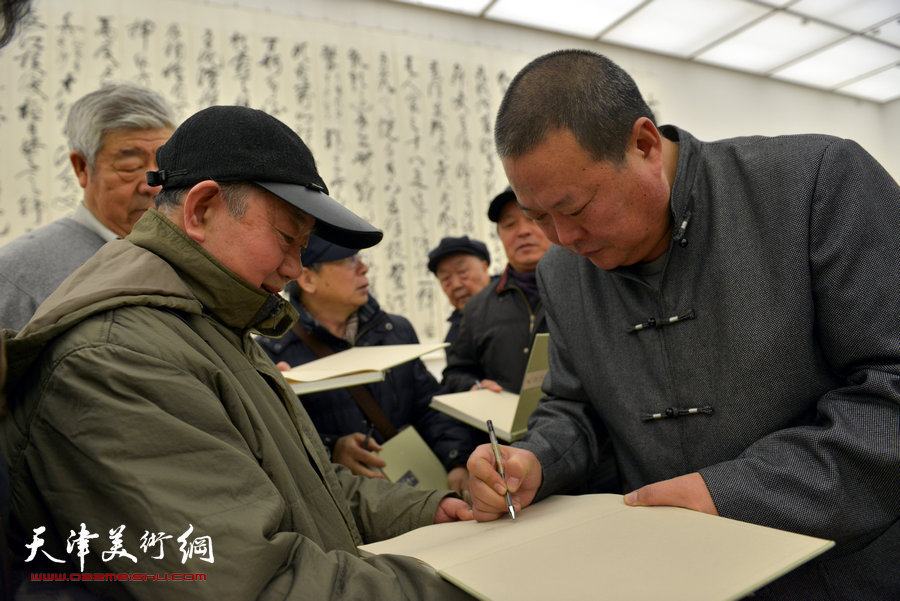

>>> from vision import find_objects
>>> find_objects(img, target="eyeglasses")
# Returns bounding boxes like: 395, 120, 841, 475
306, 253, 365, 271
332, 254, 364, 269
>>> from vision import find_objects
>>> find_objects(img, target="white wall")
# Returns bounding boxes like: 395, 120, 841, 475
1, 0, 895, 343
231, 0, 897, 176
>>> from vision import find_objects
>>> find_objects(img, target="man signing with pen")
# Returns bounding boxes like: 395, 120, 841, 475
467, 49, 899, 601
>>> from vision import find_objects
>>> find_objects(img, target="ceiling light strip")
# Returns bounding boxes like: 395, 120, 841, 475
593, 0, 655, 40
829, 61, 900, 91
686, 7, 778, 60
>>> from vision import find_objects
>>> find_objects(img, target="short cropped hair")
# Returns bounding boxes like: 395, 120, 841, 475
154, 182, 252, 219
64, 82, 177, 167
494, 49, 656, 165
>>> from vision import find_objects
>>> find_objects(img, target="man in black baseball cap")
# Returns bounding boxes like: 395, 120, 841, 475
148, 104, 382, 250
486, 186, 516, 223
1, 105, 475, 600
427, 236, 493, 348
442, 185, 551, 395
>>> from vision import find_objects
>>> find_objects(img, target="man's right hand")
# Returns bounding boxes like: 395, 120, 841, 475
470, 379, 502, 392
332, 432, 386, 478
466, 443, 542, 521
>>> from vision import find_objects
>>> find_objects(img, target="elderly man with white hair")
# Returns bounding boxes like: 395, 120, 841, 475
0, 82, 176, 330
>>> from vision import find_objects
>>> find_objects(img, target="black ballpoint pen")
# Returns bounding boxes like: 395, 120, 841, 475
363, 423, 375, 450
486, 419, 516, 520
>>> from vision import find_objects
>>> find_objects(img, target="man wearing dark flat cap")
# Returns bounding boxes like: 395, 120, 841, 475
427, 235, 494, 349
0, 106, 475, 601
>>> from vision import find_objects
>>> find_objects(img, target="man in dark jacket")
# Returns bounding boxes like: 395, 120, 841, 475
442, 187, 551, 393
468, 49, 899, 600
260, 235, 475, 496
426, 235, 493, 350
1, 105, 475, 601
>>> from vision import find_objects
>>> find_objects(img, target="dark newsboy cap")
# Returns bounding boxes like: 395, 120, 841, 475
427, 236, 490, 274
146, 105, 382, 249
487, 186, 516, 223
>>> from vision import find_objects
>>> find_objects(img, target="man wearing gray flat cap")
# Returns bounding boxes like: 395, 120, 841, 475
1, 106, 476, 601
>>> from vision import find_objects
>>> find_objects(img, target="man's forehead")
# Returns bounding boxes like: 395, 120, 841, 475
284, 203, 313, 224
517, 190, 579, 215
437, 253, 480, 272
497, 199, 525, 219
267, 193, 314, 225
98, 128, 171, 160
101, 126, 172, 145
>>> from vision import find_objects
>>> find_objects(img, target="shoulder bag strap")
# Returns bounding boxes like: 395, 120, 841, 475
291, 322, 398, 440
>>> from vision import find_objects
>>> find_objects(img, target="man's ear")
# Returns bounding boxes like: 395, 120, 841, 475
70, 152, 90, 189
631, 117, 662, 161
296, 267, 317, 295
181, 180, 224, 244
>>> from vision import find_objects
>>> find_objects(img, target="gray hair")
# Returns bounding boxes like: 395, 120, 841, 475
64, 82, 177, 167
495, 49, 656, 165
154, 182, 252, 219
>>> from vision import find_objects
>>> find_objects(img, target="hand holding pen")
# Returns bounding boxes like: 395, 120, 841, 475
466, 435, 543, 522
487, 420, 516, 520
471, 378, 503, 392
331, 427, 384, 479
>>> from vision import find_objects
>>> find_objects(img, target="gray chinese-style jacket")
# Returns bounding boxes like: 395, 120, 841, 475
1, 210, 474, 601
520, 126, 899, 600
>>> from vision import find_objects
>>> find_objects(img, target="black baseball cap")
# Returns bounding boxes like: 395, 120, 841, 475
146, 105, 382, 249
487, 186, 516, 223
301, 234, 358, 266
427, 236, 490, 274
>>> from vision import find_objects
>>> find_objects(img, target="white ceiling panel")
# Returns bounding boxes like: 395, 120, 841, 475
392, 0, 491, 14
836, 65, 900, 102
789, 0, 899, 31
387, 0, 900, 103
868, 15, 900, 46
695, 11, 846, 73
600, 0, 769, 57
773, 35, 900, 89
486, 0, 645, 38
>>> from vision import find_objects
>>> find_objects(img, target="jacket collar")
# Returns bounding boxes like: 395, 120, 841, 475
128, 210, 297, 337
291, 293, 383, 346
660, 125, 698, 241
496, 265, 536, 294
604, 125, 698, 283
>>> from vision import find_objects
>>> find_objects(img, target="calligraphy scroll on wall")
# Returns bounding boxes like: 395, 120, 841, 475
0, 0, 539, 340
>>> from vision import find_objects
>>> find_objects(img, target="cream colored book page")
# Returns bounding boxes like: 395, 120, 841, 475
358, 494, 626, 567
431, 389, 520, 434
441, 503, 833, 601
360, 494, 834, 601
283, 343, 448, 382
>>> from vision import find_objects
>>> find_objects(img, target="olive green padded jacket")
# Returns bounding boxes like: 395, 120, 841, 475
1, 210, 473, 601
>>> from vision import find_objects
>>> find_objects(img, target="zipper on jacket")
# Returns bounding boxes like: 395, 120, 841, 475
506, 286, 540, 334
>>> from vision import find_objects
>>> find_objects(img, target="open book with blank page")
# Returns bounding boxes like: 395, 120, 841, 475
358, 493, 833, 601
430, 333, 549, 441
282, 342, 448, 395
